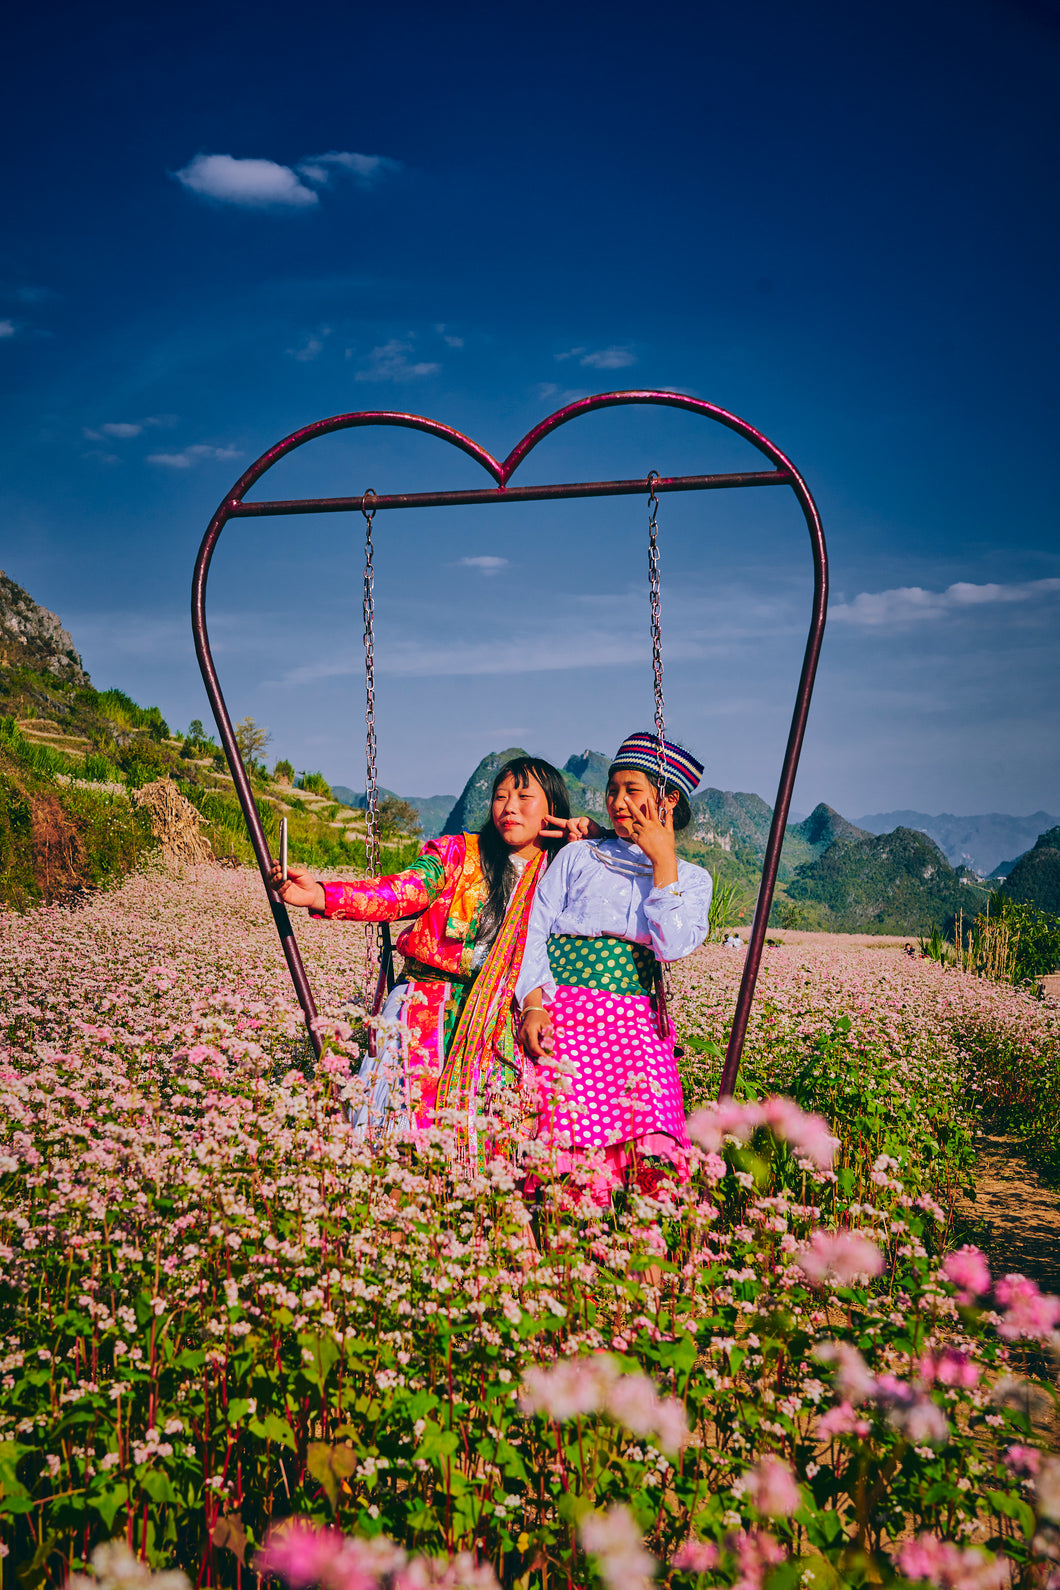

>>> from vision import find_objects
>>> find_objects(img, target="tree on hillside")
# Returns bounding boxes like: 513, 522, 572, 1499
377, 796, 422, 839
235, 716, 271, 769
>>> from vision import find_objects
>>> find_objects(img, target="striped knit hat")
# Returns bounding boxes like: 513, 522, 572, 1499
609, 732, 704, 798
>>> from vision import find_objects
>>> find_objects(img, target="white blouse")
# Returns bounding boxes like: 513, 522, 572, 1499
515, 837, 714, 1003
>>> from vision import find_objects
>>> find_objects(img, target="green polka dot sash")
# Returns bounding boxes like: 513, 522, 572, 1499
546, 934, 657, 996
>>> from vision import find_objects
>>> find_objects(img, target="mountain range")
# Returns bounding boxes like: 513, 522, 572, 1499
854, 808, 1060, 878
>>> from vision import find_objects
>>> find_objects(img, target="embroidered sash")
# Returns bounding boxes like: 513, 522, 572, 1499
434, 848, 545, 1166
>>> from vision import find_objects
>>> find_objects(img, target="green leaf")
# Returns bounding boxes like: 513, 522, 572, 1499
90, 1482, 131, 1532
15, 1530, 59, 1590
139, 1468, 177, 1505
299, 1331, 341, 1390
248, 1413, 296, 1450
307, 1442, 358, 1511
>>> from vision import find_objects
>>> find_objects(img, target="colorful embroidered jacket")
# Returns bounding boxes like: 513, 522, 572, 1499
319, 833, 488, 980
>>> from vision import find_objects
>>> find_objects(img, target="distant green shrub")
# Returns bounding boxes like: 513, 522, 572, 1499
96, 687, 169, 740
273, 757, 294, 784
297, 770, 331, 797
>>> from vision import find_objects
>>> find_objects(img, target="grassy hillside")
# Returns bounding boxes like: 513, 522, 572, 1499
786, 825, 991, 933
0, 653, 417, 909
1001, 827, 1060, 914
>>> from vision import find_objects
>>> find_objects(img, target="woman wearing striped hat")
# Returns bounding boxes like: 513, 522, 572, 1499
516, 732, 713, 1199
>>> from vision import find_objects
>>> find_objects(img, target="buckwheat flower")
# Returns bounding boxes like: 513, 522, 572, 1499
255, 1521, 357, 1589
895, 1534, 1011, 1589
580, 1504, 656, 1590
67, 1540, 190, 1590
796, 1231, 883, 1287
941, 1245, 991, 1304
686, 1100, 764, 1152
744, 1454, 800, 1516
1039, 1456, 1060, 1522
994, 1275, 1060, 1341
761, 1096, 839, 1169
813, 1342, 877, 1404
1003, 1445, 1041, 1476
671, 1539, 719, 1572
520, 1356, 612, 1420
817, 1402, 871, 1439
728, 1527, 786, 1590
920, 1347, 979, 1388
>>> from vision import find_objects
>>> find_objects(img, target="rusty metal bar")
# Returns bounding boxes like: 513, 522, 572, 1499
191, 390, 828, 1082
228, 469, 792, 518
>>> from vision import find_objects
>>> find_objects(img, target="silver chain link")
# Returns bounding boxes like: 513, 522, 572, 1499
647, 470, 678, 1033
362, 490, 379, 998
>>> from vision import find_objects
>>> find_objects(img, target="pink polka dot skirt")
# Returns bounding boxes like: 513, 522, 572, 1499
534, 984, 691, 1160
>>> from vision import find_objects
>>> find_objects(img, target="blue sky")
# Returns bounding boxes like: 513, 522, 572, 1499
2, 0, 1058, 817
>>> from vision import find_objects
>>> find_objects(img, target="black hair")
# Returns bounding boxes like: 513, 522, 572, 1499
606, 762, 693, 831
476, 756, 571, 941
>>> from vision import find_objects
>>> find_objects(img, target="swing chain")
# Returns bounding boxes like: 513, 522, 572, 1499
647, 471, 666, 805
362, 489, 379, 998
647, 469, 678, 1038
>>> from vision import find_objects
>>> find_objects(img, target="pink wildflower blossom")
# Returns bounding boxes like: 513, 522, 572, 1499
993, 1274, 1060, 1341
1003, 1445, 1041, 1477
728, 1528, 786, 1590
580, 1504, 656, 1590
1039, 1456, 1060, 1522
895, 1534, 1011, 1590
941, 1245, 992, 1304
814, 1341, 877, 1404
816, 1402, 871, 1439
761, 1096, 839, 1169
744, 1454, 800, 1516
521, 1355, 687, 1453
796, 1230, 884, 1287
686, 1099, 763, 1152
671, 1540, 720, 1573
919, 1347, 979, 1388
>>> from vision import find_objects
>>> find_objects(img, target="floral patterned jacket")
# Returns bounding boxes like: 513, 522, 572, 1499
318, 833, 488, 980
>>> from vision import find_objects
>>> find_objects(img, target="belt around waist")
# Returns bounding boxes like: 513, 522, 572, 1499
546, 934, 657, 996
400, 955, 475, 988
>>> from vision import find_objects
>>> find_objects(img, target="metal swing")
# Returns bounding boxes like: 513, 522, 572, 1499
191, 390, 828, 1098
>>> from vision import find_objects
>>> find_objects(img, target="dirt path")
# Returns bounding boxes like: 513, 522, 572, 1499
958, 1133, 1060, 1298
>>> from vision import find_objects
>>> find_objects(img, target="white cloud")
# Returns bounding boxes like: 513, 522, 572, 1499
580, 346, 637, 369
0, 320, 15, 339
287, 328, 330, 362
536, 382, 586, 405
353, 339, 440, 382
146, 443, 242, 469
832, 577, 1060, 627
555, 344, 637, 369
174, 153, 319, 208
297, 151, 401, 188
458, 556, 508, 576
83, 416, 176, 443
435, 322, 464, 348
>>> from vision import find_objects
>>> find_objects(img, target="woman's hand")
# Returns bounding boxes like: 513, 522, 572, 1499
267, 861, 326, 913
627, 801, 679, 887
539, 815, 605, 843
519, 1006, 555, 1059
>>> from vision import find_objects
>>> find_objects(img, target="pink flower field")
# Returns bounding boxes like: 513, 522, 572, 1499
2, 864, 1059, 1590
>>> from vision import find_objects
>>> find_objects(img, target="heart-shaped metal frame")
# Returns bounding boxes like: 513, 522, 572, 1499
192, 389, 828, 1095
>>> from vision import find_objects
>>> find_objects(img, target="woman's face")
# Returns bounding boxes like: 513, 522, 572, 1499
491, 773, 550, 854
606, 768, 676, 839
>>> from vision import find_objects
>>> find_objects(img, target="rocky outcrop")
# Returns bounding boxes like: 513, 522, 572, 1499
0, 571, 90, 685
